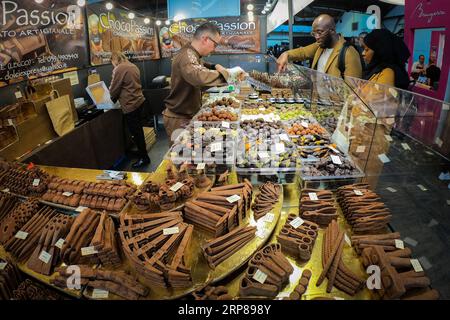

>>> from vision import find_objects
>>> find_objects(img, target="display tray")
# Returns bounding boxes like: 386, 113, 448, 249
224, 207, 374, 300
87, 174, 283, 300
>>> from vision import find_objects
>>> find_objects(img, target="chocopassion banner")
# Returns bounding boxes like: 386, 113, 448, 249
0, 0, 88, 87
160, 16, 261, 58
87, 4, 160, 66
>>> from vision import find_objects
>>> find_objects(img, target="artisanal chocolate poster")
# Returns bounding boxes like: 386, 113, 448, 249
160, 16, 261, 58
87, 3, 160, 65
0, 0, 88, 87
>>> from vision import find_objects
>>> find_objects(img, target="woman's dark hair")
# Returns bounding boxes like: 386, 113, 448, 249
363, 29, 411, 89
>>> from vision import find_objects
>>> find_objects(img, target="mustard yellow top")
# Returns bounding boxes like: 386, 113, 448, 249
287, 36, 363, 79
367, 67, 395, 87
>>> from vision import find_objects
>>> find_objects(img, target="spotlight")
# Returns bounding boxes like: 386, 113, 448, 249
105, 2, 113, 10
165, 20, 170, 25
128, 12, 135, 19
144, 18, 150, 24
156, 20, 162, 26
247, 4, 254, 11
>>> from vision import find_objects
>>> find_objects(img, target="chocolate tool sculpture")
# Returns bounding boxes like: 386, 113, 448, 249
252, 182, 281, 221
26, 213, 73, 275
4, 205, 59, 263
59, 208, 101, 265
201, 225, 256, 269
286, 269, 312, 300
119, 211, 194, 289
299, 188, 337, 228
316, 220, 365, 295
89, 211, 121, 268
0, 258, 22, 300
191, 285, 233, 300
337, 184, 391, 234
0, 199, 40, 244
0, 193, 19, 222
43, 177, 136, 213
184, 180, 253, 237
351, 232, 403, 255
52, 265, 148, 300
276, 214, 319, 261
361, 245, 439, 300
239, 244, 293, 298
0, 164, 50, 197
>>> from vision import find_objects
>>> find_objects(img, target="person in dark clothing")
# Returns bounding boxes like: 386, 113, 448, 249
426, 57, 441, 90
109, 52, 150, 168
361, 29, 411, 89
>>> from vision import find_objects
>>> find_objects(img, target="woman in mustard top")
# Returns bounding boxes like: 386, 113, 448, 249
361, 29, 410, 89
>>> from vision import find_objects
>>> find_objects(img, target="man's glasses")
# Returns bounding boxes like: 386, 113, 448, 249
310, 29, 331, 38
207, 36, 220, 48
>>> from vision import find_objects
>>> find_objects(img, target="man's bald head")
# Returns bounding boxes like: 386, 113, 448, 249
312, 14, 336, 30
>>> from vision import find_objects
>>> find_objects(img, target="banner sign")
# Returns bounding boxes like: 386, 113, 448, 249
87, 3, 160, 65
0, 0, 88, 87
160, 16, 261, 58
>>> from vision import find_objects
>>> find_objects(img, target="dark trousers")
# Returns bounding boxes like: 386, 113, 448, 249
124, 105, 149, 161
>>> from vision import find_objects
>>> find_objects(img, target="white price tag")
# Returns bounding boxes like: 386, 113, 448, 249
15, 91, 23, 99
330, 155, 342, 165
15, 231, 29, 240
32, 179, 40, 187
410, 259, 424, 273
290, 217, 304, 229
226, 195, 241, 203
378, 154, 391, 163
308, 193, 318, 201
435, 137, 443, 147
2, 188, 10, 193
92, 289, 109, 299
386, 187, 397, 193
401, 143, 411, 151
163, 227, 180, 235
425, 151, 434, 156
301, 121, 309, 128
39, 250, 52, 264
258, 151, 270, 159
81, 246, 98, 256
210, 142, 222, 152
329, 146, 340, 154
345, 234, 351, 246
259, 107, 266, 111
385, 135, 393, 142
395, 239, 405, 250
8, 119, 13, 126
256, 229, 266, 239
55, 238, 65, 249
265, 213, 275, 223
417, 184, 427, 191
279, 134, 289, 142
253, 269, 268, 284
0, 262, 7, 270
334, 297, 345, 300
170, 182, 184, 192
196, 163, 206, 170
354, 190, 363, 196
276, 292, 291, 299
356, 146, 366, 153
274, 143, 285, 154
76, 206, 88, 212
63, 192, 73, 197
221, 121, 230, 129
385, 118, 395, 125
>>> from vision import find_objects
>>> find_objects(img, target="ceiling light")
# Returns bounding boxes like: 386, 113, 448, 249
156, 20, 162, 26
262, 10, 266, 14
165, 20, 170, 25
105, 2, 113, 10
247, 4, 254, 11
248, 11, 254, 17
173, 14, 185, 22
128, 12, 135, 19
144, 18, 150, 24
77, 0, 85, 6
34, 0, 44, 3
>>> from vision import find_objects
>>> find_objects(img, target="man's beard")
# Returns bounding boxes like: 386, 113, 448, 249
320, 34, 334, 49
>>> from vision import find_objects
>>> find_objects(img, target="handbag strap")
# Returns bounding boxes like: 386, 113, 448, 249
50, 90, 60, 99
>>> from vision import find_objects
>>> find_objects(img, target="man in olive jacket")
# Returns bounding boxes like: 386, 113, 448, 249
277, 14, 362, 79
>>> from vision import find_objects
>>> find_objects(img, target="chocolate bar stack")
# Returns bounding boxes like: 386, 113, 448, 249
0, 258, 22, 300
252, 182, 281, 221
276, 214, 319, 261
0, 165, 50, 197
351, 232, 403, 255
119, 211, 194, 289
52, 265, 149, 300
90, 211, 121, 268
316, 220, 365, 296
299, 188, 337, 228
184, 180, 253, 237
239, 244, 293, 298
42, 177, 84, 207
60, 209, 102, 265
26, 213, 74, 275
361, 245, 439, 300
4, 206, 60, 263
337, 184, 391, 234
0, 199, 40, 245
0, 193, 18, 222
201, 225, 256, 269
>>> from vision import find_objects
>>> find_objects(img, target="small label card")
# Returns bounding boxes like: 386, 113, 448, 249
222, 121, 230, 129
55, 238, 65, 249
401, 143, 411, 151
345, 234, 351, 246
92, 289, 109, 299
15, 231, 29, 240
265, 213, 275, 223
256, 229, 267, 239
170, 182, 184, 192
308, 192, 319, 201
163, 227, 180, 236
395, 240, 405, 250
253, 269, 268, 284
274, 143, 285, 154
76, 206, 88, 213
417, 184, 428, 191
385, 135, 393, 142
196, 163, 206, 170
0, 262, 7, 270
290, 217, 304, 229
356, 146, 366, 153
301, 121, 309, 128
386, 187, 397, 193
2, 188, 10, 193
32, 179, 40, 187
258, 151, 270, 159
354, 190, 364, 196
210, 142, 222, 152
410, 259, 424, 273
331, 155, 342, 165
227, 195, 241, 203
279, 134, 289, 142
81, 246, 98, 256
39, 251, 52, 264
378, 154, 391, 164
63, 192, 74, 197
